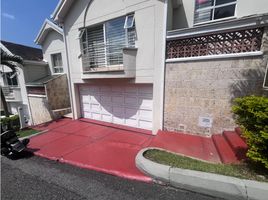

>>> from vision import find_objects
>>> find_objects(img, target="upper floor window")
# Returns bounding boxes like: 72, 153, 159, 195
51, 53, 63, 73
4, 72, 18, 87
80, 14, 136, 71
194, 0, 237, 24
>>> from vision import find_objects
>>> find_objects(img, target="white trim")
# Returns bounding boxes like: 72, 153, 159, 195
124, 14, 135, 29
35, 19, 63, 45
166, 51, 263, 63
167, 14, 268, 40
159, 0, 168, 133
23, 60, 47, 66
27, 94, 47, 98
0, 42, 13, 55
51, 0, 65, 19
195, 1, 236, 12
263, 63, 268, 89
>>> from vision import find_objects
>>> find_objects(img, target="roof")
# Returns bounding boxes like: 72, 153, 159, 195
26, 74, 61, 86
51, 0, 76, 22
35, 19, 63, 45
0, 40, 43, 61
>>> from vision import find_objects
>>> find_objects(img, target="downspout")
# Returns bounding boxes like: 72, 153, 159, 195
62, 22, 75, 120
160, 0, 168, 130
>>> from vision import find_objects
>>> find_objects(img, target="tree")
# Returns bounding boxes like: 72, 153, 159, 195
0, 49, 23, 117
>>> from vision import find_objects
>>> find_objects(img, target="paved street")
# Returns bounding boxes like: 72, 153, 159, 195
1, 153, 225, 200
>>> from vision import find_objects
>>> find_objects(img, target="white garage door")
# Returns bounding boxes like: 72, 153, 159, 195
79, 84, 153, 130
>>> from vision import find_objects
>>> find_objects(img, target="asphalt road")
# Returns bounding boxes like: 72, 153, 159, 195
1, 153, 225, 200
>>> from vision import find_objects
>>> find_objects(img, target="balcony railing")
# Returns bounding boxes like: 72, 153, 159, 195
82, 43, 130, 73
1, 86, 22, 101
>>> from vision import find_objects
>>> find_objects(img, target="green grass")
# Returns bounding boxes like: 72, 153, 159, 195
16, 128, 40, 138
144, 149, 268, 182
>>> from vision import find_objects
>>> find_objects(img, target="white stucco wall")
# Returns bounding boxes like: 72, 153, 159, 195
170, 0, 268, 30
62, 0, 166, 133
41, 31, 67, 74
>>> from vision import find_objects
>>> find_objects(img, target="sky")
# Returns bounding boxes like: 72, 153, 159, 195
1, 0, 59, 48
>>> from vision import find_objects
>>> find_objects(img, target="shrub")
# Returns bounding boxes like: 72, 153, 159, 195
232, 96, 268, 169
0, 115, 20, 131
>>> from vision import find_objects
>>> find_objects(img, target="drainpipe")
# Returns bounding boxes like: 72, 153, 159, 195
61, 22, 75, 120
160, 0, 168, 131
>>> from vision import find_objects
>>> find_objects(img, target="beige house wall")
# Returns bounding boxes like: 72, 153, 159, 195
63, 0, 166, 133
41, 31, 67, 75
164, 28, 268, 135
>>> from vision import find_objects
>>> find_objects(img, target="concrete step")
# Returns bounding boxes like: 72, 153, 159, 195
223, 131, 248, 160
212, 134, 239, 164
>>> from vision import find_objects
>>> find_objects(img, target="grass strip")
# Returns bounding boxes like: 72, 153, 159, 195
144, 149, 268, 182
16, 128, 40, 138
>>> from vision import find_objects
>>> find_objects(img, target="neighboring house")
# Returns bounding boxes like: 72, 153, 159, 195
32, 19, 71, 125
0, 40, 47, 125
164, 0, 268, 135
41, 0, 268, 135
0, 40, 71, 126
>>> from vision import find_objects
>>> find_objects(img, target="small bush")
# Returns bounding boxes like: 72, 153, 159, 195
232, 96, 268, 169
0, 115, 20, 131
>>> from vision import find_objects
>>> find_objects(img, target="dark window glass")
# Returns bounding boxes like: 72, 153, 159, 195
214, 4, 236, 20
5, 72, 18, 86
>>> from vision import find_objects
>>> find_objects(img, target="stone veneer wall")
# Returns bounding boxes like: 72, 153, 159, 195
45, 74, 71, 110
164, 28, 268, 135
28, 96, 53, 125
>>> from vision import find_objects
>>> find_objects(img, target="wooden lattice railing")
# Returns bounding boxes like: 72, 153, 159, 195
166, 27, 264, 59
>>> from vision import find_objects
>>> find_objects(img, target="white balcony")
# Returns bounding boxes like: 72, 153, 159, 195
81, 47, 137, 79
2, 86, 22, 102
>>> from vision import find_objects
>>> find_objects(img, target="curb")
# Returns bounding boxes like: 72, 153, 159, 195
136, 148, 268, 200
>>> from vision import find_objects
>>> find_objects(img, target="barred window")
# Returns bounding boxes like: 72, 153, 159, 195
80, 14, 136, 71
194, 0, 237, 24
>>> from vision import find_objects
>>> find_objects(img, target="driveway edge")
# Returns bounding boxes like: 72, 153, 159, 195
20, 130, 48, 140
135, 148, 268, 200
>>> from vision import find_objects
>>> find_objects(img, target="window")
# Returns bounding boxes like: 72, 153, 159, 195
51, 53, 63, 73
124, 15, 135, 29
80, 14, 136, 70
4, 72, 18, 86
194, 0, 237, 24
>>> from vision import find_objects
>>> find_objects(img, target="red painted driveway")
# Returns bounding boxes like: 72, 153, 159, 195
29, 119, 153, 182
29, 118, 222, 182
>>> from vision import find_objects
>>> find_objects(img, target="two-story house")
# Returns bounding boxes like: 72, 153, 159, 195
1, 39, 71, 126
164, 0, 268, 135
49, 0, 167, 134
0, 40, 47, 125
37, 0, 268, 136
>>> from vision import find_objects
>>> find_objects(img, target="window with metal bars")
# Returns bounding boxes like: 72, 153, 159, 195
80, 14, 136, 71
194, 0, 237, 24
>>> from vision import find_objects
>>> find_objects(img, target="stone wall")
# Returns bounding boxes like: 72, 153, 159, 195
45, 74, 70, 110
164, 28, 268, 135
28, 95, 53, 125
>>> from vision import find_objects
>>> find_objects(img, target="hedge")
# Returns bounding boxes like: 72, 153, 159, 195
232, 96, 268, 169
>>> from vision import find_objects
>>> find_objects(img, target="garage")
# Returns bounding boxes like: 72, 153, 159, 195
79, 84, 153, 130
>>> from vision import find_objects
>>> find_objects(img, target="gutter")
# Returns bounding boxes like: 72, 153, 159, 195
160, 0, 168, 131
62, 23, 75, 120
